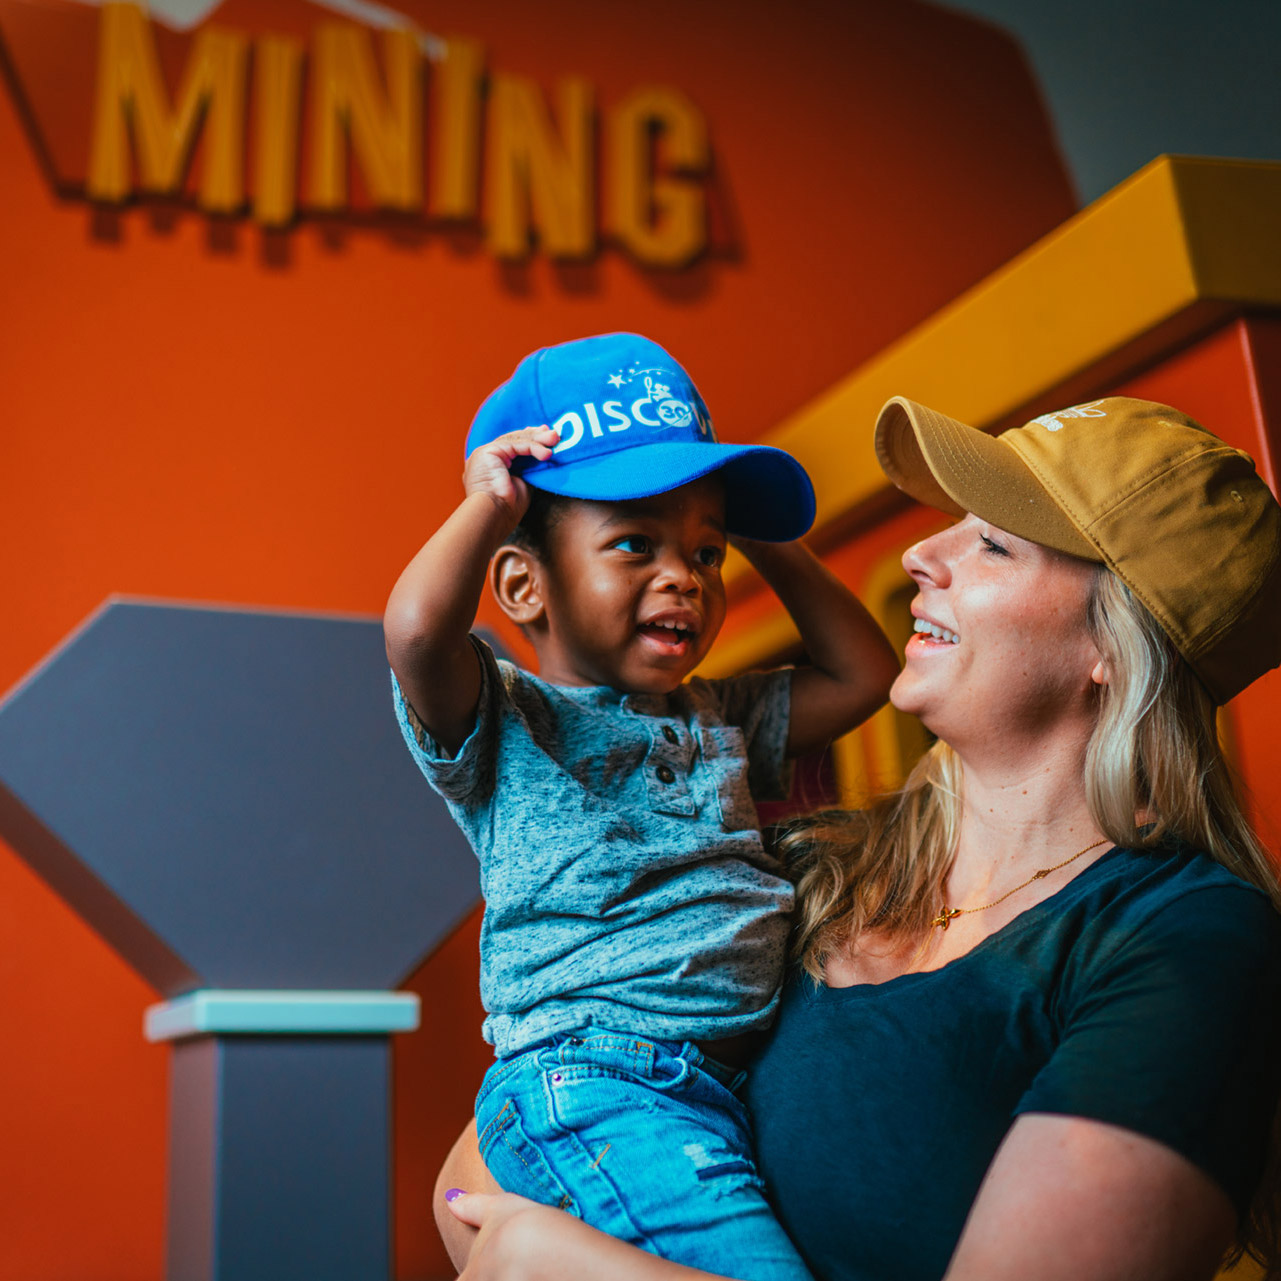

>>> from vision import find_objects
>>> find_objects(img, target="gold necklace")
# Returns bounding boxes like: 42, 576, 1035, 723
930, 838, 1109, 931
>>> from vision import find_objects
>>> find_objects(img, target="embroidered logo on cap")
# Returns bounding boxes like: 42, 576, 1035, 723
1031, 400, 1108, 432
549, 363, 716, 454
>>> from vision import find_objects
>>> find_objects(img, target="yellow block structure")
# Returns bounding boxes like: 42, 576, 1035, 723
749, 155, 1281, 547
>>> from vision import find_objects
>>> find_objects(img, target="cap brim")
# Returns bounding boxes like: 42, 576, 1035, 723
519, 442, 816, 542
874, 397, 1098, 559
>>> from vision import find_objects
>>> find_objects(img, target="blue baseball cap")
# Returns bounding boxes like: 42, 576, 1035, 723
465, 333, 816, 541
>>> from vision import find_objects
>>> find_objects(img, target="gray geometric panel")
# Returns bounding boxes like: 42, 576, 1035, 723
0, 599, 483, 993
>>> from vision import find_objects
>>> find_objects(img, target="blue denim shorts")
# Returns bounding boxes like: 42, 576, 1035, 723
476, 1031, 812, 1281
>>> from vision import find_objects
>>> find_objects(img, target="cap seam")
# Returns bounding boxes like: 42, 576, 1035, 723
1015, 439, 1247, 546
1001, 443, 1100, 557
1081, 445, 1251, 538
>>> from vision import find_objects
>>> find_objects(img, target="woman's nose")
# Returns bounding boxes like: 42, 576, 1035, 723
903, 531, 950, 586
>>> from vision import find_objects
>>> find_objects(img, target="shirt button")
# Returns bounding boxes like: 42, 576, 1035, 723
656, 764, 676, 784
662, 725, 679, 744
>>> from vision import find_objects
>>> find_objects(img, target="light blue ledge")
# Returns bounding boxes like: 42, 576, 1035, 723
144, 990, 421, 1042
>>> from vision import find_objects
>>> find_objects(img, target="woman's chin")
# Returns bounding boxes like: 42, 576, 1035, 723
888, 671, 925, 716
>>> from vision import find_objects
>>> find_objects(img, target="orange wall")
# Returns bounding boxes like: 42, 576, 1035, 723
0, 2, 1077, 1277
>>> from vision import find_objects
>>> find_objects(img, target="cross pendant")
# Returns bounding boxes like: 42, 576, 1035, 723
931, 906, 962, 931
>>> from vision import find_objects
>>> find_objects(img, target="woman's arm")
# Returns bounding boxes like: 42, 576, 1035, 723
446, 1193, 730, 1281
434, 1120, 496, 1271
436, 1113, 1236, 1281
436, 1121, 737, 1281
945, 1114, 1237, 1281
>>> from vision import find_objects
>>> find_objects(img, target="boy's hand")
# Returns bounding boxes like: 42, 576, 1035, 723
727, 533, 773, 557
464, 426, 560, 526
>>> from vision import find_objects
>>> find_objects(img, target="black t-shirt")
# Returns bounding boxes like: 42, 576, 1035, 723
746, 847, 1281, 1281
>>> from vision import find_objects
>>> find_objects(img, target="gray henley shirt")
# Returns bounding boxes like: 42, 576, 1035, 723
393, 637, 796, 1056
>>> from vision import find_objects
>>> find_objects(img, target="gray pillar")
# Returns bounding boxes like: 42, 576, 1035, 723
167, 1036, 391, 1281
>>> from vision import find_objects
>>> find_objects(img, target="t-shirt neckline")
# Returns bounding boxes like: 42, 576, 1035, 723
812, 843, 1128, 999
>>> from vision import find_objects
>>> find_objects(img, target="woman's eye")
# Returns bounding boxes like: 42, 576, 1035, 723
979, 533, 1010, 556
614, 535, 650, 554
696, 546, 724, 568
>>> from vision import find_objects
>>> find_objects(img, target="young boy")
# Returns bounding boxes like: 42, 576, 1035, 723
385, 333, 897, 1279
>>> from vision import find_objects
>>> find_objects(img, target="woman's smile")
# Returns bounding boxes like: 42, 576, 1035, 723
908, 613, 961, 649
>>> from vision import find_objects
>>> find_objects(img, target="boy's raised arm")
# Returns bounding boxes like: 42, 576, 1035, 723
384, 426, 558, 756
731, 538, 900, 759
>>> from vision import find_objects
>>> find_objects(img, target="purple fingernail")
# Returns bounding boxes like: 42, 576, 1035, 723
444, 1188, 466, 1202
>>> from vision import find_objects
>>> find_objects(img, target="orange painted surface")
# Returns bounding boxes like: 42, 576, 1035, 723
0, 2, 1077, 1277
1236, 316, 1281, 851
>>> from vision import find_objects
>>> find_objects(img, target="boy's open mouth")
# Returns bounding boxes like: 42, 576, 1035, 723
637, 619, 699, 650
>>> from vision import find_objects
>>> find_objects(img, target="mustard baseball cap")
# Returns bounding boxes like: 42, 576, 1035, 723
875, 395, 1281, 703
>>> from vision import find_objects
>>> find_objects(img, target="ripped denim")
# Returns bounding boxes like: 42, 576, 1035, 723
475, 1031, 813, 1281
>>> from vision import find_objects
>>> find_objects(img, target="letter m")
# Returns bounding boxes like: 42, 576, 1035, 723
87, 3, 247, 211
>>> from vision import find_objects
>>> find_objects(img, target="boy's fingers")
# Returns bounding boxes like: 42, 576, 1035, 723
482, 437, 555, 467
503, 426, 560, 449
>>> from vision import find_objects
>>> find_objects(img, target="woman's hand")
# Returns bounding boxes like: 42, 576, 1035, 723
444, 1189, 569, 1281
443, 1188, 726, 1281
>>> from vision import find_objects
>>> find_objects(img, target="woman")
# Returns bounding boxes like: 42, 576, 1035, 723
437, 394, 1281, 1281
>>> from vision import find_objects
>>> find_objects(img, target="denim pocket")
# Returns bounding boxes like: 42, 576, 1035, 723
544, 1037, 696, 1134
477, 1095, 581, 1217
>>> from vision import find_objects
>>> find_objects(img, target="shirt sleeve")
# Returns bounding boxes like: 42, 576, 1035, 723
692, 667, 794, 802
1016, 883, 1281, 1214
390, 634, 504, 806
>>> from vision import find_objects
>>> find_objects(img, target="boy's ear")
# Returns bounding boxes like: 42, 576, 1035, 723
490, 545, 546, 628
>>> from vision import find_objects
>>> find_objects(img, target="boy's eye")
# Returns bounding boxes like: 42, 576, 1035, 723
979, 532, 1010, 556
613, 535, 651, 554
696, 546, 724, 568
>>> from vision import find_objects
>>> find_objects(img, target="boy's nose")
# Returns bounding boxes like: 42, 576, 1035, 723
655, 554, 700, 594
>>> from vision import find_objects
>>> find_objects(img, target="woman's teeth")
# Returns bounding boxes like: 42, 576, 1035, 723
914, 618, 960, 644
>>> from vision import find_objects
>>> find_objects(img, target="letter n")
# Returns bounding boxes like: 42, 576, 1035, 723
485, 74, 594, 260
87, 3, 248, 212
307, 24, 423, 212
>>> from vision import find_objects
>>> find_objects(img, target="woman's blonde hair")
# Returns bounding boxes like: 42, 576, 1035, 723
780, 566, 1281, 1274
